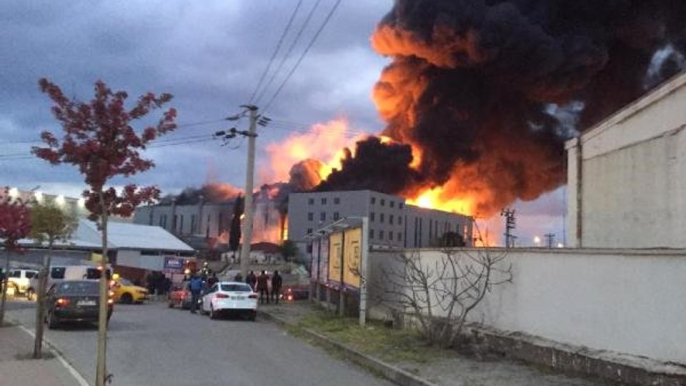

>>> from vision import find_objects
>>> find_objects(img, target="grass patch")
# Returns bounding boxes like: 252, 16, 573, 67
295, 309, 450, 365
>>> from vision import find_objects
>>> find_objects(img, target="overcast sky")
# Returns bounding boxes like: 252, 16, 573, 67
0, 0, 565, 246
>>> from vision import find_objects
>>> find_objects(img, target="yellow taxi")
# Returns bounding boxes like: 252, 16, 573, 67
110, 274, 149, 304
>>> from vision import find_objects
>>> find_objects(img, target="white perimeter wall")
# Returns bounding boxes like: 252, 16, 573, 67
368, 248, 686, 365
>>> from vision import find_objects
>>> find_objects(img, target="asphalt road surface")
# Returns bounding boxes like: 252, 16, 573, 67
8, 301, 394, 386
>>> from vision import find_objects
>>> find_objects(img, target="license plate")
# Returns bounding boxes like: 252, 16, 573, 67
230, 296, 245, 300
77, 300, 96, 306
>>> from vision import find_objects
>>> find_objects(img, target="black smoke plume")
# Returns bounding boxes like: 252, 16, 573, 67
315, 0, 686, 215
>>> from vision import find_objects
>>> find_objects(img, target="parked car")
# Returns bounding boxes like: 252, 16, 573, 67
201, 281, 257, 321
280, 285, 309, 301
45, 280, 113, 329
7, 268, 39, 297
168, 281, 195, 309
110, 276, 149, 304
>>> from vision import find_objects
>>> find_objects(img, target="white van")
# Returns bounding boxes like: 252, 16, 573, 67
26, 265, 112, 300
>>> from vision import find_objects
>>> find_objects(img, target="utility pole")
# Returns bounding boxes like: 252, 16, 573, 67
239, 105, 258, 278
500, 208, 516, 248
544, 233, 555, 248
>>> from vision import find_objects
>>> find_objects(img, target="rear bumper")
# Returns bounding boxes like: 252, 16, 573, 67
54, 307, 113, 321
214, 299, 258, 312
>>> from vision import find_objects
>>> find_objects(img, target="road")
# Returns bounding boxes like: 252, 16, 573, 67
7, 300, 393, 386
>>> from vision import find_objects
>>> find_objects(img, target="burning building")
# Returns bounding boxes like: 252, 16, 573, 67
287, 190, 473, 253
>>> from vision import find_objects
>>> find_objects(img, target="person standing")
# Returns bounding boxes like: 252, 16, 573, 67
246, 271, 257, 291
256, 271, 269, 304
188, 272, 204, 314
271, 270, 283, 304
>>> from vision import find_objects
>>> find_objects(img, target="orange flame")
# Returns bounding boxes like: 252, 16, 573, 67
262, 119, 366, 184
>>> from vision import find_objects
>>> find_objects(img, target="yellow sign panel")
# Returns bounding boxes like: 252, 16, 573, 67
328, 232, 343, 283
343, 228, 362, 288
327, 228, 363, 288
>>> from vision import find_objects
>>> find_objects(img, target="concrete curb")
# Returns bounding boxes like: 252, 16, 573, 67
258, 310, 436, 386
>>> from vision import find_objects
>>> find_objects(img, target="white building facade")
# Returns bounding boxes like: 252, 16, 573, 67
566, 71, 686, 248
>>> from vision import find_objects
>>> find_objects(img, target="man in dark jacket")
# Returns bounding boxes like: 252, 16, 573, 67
256, 271, 269, 304
271, 270, 283, 304
188, 273, 204, 314
245, 271, 257, 291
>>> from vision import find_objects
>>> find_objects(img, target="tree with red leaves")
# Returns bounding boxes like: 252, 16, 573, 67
32, 79, 176, 386
0, 188, 32, 324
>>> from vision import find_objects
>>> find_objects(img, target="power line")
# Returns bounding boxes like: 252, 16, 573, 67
249, 0, 304, 104
254, 0, 323, 106
0, 118, 228, 146
263, 0, 343, 115
0, 135, 222, 162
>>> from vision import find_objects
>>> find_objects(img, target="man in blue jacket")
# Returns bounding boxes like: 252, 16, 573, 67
188, 272, 204, 314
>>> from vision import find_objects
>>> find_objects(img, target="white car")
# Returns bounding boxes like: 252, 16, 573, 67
201, 281, 258, 321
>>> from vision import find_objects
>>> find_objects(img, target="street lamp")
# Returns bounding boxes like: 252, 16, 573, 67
533, 236, 541, 247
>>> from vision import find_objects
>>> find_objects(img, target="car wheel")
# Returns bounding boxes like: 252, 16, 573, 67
47, 311, 59, 330
26, 288, 35, 301
120, 293, 133, 304
248, 311, 256, 322
209, 305, 218, 320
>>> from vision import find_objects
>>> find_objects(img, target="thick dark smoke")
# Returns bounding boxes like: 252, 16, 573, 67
315, 0, 686, 216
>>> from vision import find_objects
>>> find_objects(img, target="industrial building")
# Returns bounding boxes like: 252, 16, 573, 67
566, 71, 686, 249
287, 190, 473, 250
132, 185, 283, 249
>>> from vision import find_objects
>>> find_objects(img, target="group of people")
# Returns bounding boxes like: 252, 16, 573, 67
184, 269, 284, 314
237, 270, 282, 304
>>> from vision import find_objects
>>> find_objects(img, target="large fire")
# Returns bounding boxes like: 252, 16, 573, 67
262, 119, 367, 184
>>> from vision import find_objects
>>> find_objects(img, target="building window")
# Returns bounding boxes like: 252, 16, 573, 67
321, 198, 327, 205
179, 215, 184, 233
370, 212, 375, 222
369, 229, 374, 239
399, 203, 404, 209
320, 212, 326, 221
308, 198, 314, 205
398, 232, 402, 241
333, 212, 340, 221
398, 216, 402, 225
371, 197, 376, 204
380, 213, 385, 223
307, 228, 313, 235
389, 232, 394, 241
191, 215, 197, 233
308, 212, 314, 221
334, 197, 340, 204
380, 199, 385, 206
390, 201, 395, 208
389, 214, 394, 225
306, 244, 313, 253
379, 230, 384, 240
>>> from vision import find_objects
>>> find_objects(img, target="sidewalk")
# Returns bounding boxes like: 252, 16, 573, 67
0, 321, 88, 386
258, 301, 609, 386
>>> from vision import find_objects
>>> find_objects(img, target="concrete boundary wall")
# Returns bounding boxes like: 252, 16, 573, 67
367, 248, 686, 366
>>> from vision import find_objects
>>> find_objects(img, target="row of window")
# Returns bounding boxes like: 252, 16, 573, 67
305, 196, 405, 209
306, 212, 403, 225
370, 196, 403, 209
369, 229, 402, 242
308, 197, 341, 205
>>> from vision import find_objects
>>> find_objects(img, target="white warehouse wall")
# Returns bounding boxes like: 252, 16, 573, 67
567, 71, 686, 248
368, 248, 686, 365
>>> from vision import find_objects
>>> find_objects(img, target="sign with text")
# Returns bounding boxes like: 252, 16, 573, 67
164, 257, 184, 272
326, 228, 362, 289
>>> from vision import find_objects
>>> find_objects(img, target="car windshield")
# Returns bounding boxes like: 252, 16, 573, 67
57, 281, 99, 295
220, 284, 251, 292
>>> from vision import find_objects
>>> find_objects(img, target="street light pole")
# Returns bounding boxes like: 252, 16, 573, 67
239, 105, 258, 278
